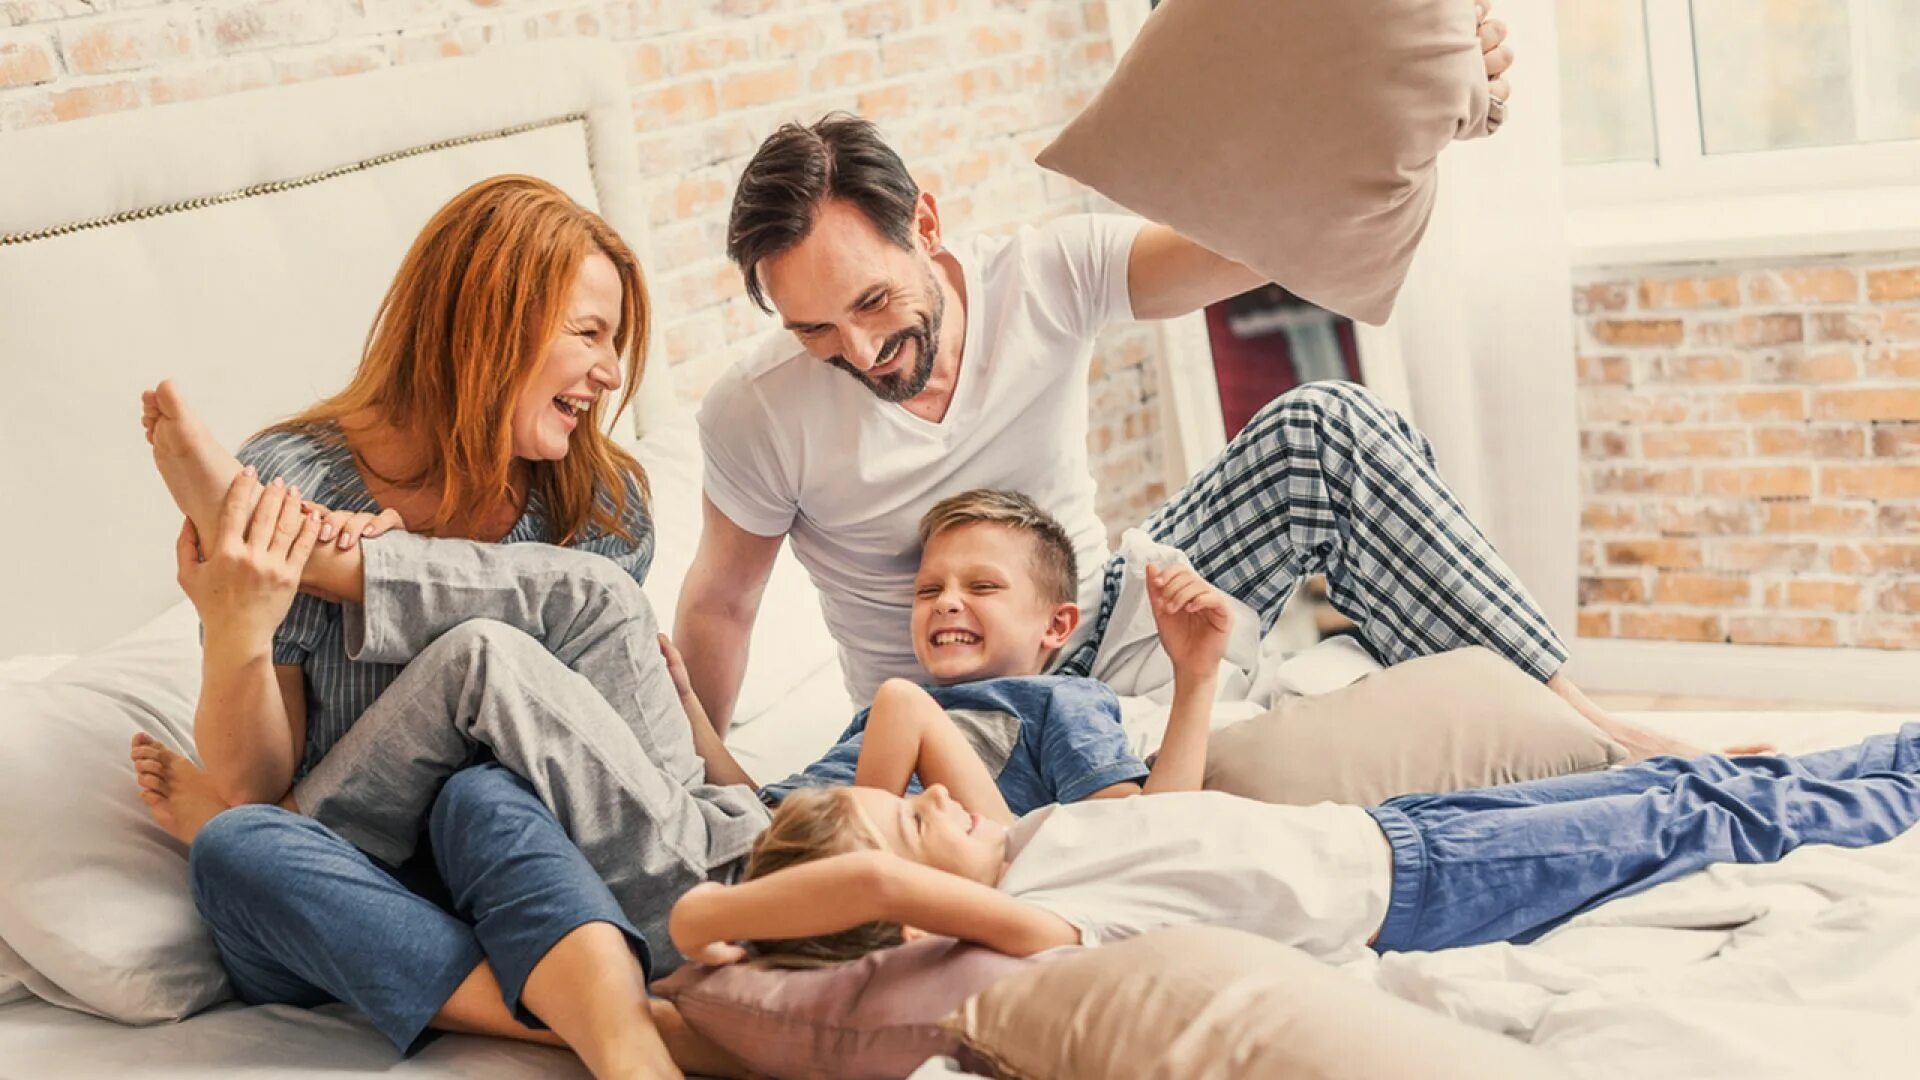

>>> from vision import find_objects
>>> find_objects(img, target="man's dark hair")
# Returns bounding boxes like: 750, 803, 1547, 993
726, 112, 921, 313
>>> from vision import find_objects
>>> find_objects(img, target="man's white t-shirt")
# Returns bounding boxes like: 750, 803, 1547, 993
997, 793, 1393, 963
698, 214, 1146, 703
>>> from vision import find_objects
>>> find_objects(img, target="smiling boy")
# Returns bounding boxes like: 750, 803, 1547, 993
670, 489, 1169, 816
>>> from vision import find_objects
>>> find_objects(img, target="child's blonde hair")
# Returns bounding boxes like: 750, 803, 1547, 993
741, 788, 905, 966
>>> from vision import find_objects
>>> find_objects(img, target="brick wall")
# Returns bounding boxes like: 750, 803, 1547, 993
1, 0, 1168, 536
1574, 252, 1920, 650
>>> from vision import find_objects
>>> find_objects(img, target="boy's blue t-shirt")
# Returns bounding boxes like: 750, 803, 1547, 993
759, 675, 1148, 814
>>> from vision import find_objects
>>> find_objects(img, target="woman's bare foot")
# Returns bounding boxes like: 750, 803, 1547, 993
130, 732, 234, 846
142, 379, 245, 539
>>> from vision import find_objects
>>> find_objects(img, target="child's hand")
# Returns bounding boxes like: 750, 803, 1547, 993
672, 882, 748, 967
1147, 562, 1231, 681
658, 633, 710, 725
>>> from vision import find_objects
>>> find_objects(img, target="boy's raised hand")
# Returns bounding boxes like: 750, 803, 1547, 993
1147, 562, 1231, 681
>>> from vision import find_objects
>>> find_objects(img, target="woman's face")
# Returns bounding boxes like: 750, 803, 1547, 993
510, 249, 626, 462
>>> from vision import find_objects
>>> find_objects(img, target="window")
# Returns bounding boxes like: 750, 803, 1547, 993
1560, 0, 1920, 165
1558, 0, 1920, 264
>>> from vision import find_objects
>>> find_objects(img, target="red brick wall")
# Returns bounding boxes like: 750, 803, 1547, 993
1575, 254, 1920, 650
1, 0, 1167, 536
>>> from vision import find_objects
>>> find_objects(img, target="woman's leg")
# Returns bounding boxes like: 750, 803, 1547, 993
1369, 728, 1920, 952
428, 763, 678, 1079
188, 803, 531, 1056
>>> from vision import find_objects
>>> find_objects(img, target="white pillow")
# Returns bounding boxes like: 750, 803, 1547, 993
629, 415, 851, 731
0, 602, 230, 1022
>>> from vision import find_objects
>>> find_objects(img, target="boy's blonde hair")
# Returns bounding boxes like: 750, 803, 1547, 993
917, 489, 1077, 605
740, 788, 905, 966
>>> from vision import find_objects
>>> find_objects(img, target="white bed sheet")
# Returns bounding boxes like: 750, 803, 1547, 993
5, 709, 1915, 1079
1357, 709, 1920, 1080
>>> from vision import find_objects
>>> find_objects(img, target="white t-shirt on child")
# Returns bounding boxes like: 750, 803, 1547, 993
697, 215, 1146, 704
997, 792, 1393, 963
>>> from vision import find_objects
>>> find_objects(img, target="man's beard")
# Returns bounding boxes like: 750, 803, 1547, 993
827, 264, 945, 404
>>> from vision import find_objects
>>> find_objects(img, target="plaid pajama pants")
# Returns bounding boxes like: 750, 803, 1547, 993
1057, 380, 1569, 683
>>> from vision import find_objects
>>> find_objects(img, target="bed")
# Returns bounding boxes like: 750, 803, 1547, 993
2, 37, 1915, 1080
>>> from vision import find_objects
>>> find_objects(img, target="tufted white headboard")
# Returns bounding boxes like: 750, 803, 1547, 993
0, 41, 683, 658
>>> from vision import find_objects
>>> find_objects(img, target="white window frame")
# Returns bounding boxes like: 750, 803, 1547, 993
1564, 0, 1920, 267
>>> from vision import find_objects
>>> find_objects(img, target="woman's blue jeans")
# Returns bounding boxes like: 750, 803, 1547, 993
189, 762, 645, 1054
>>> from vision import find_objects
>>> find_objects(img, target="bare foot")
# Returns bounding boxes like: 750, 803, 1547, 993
142, 380, 244, 540
130, 732, 233, 846
1547, 672, 1707, 762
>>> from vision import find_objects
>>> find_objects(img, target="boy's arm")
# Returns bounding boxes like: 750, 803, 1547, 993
659, 634, 757, 790
1141, 563, 1232, 795
668, 852, 1078, 964
856, 680, 1017, 826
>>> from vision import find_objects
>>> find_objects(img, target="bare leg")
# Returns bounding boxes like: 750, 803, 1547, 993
519, 922, 681, 1079
141, 380, 364, 603
128, 733, 267, 845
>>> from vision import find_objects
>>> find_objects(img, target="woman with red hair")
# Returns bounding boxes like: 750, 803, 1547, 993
131, 176, 746, 1077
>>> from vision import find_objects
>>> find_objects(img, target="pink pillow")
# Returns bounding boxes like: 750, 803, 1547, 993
653, 936, 1041, 1080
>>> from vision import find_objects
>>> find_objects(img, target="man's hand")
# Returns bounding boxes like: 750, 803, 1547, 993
1147, 562, 1232, 681
176, 469, 321, 655
1477, 0, 1514, 103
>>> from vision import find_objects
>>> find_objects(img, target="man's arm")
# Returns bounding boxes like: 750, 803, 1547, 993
673, 496, 783, 737
1126, 224, 1268, 322
855, 680, 1017, 826
668, 852, 1078, 965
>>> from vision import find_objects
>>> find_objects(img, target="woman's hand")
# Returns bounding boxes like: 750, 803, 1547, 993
1147, 562, 1232, 681
293, 504, 402, 602
304, 504, 404, 551
178, 471, 322, 654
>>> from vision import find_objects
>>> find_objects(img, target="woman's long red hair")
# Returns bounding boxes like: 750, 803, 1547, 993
270, 174, 650, 543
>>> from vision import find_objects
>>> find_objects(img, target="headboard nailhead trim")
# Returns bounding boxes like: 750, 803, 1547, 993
2, 112, 591, 247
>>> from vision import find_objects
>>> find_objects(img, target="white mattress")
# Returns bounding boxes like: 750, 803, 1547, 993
4, 708, 1916, 1079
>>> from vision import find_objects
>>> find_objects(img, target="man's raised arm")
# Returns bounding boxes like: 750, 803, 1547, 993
673, 495, 783, 736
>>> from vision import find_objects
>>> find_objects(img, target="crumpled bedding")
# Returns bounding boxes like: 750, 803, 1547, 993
1349, 710, 1920, 1080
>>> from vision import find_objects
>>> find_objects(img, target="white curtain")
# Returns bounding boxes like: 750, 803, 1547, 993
1358, 1, 1581, 637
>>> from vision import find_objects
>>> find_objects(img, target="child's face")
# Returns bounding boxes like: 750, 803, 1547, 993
910, 523, 1077, 685
846, 784, 1006, 885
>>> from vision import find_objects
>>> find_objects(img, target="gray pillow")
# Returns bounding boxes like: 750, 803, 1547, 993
1205, 647, 1625, 806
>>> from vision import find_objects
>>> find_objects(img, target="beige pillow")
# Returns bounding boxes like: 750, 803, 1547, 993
1205, 647, 1625, 806
1037, 0, 1493, 325
945, 926, 1575, 1080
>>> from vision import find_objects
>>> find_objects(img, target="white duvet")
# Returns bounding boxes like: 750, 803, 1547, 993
1353, 710, 1920, 1080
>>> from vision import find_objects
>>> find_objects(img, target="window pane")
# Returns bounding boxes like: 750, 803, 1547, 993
1557, 0, 1658, 164
1860, 0, 1920, 141
1692, 0, 1853, 153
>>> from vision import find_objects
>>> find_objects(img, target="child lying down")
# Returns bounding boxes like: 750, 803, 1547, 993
671, 644, 1920, 967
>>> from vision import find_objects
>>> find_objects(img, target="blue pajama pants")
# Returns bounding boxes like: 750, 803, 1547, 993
1060, 381, 1567, 683
190, 763, 645, 1055
1369, 724, 1920, 952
